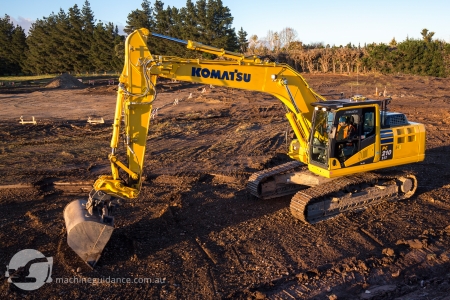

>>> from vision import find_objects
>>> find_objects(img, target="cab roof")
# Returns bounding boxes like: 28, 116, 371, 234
311, 98, 384, 110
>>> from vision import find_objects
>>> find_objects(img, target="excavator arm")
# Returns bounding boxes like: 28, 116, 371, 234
93, 29, 156, 200
95, 28, 325, 200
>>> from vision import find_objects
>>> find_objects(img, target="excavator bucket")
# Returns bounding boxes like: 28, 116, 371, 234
63, 199, 114, 267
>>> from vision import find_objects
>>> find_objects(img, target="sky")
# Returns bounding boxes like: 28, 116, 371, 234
2, 0, 450, 47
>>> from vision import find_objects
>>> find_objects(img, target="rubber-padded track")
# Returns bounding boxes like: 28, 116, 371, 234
290, 170, 417, 224
247, 161, 306, 199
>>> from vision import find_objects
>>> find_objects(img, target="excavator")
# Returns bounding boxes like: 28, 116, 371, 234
63, 28, 426, 266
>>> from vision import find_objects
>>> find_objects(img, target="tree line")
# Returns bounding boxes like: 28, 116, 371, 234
0, 0, 244, 75
1, 0, 450, 77
249, 28, 450, 78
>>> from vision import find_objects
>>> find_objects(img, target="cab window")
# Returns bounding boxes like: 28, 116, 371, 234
362, 109, 375, 139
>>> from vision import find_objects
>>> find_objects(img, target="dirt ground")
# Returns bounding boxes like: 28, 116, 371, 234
0, 73, 450, 300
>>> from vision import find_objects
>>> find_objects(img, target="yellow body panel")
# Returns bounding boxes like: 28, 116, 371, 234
343, 144, 375, 167
308, 122, 426, 178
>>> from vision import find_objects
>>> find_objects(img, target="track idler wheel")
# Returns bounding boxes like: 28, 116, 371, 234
397, 175, 417, 199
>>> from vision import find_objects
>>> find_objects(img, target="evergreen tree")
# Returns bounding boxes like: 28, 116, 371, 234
362, 43, 393, 73
34, 10, 67, 73
153, 0, 168, 34
52, 9, 71, 72
12, 0, 450, 77
180, 0, 199, 41
0, 15, 15, 75
112, 25, 125, 72
389, 37, 397, 47
420, 28, 435, 43
124, 0, 154, 34
67, 4, 86, 73
151, 1, 185, 55
194, 0, 238, 57
10, 25, 27, 73
151, 0, 171, 53
82, 0, 96, 72
206, 0, 238, 50
167, 6, 181, 37
24, 18, 48, 74
91, 22, 120, 72
394, 37, 445, 76
237, 27, 248, 53
24, 10, 73, 73
195, 0, 207, 42
166, 6, 186, 55
174, 0, 199, 58
0, 15, 27, 75
24, 5, 123, 74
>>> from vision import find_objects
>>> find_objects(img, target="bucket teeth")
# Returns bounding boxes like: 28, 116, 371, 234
64, 199, 114, 267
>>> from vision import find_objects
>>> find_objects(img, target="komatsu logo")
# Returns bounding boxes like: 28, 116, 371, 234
191, 67, 251, 82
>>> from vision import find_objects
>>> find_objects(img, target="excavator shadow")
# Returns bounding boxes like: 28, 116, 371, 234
93, 176, 295, 266
391, 143, 450, 194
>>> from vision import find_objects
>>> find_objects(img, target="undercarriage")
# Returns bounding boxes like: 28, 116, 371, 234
247, 161, 417, 223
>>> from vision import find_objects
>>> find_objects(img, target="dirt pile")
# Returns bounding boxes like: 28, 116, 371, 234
45, 73, 86, 89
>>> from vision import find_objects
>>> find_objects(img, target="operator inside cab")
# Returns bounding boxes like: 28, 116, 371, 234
336, 116, 355, 140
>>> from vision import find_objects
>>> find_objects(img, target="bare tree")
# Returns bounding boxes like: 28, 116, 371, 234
350, 48, 363, 73
248, 34, 259, 55
273, 32, 280, 53
279, 27, 298, 50
360, 47, 368, 73
266, 30, 276, 52
336, 47, 348, 74
289, 48, 307, 72
318, 48, 332, 73
331, 47, 338, 73
248, 35, 271, 56
304, 49, 320, 73
299, 50, 307, 72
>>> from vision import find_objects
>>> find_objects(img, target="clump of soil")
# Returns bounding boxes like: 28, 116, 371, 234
45, 73, 86, 89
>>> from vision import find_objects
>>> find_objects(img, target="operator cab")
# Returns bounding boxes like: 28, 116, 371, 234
308, 98, 383, 170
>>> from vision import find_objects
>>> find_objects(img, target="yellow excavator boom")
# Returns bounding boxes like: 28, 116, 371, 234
93, 28, 327, 199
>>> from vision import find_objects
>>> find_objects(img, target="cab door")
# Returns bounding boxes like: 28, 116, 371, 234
331, 107, 377, 167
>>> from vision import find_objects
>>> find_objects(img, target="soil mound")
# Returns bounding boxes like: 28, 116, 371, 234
45, 73, 86, 89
